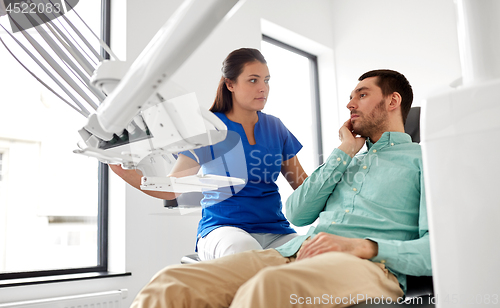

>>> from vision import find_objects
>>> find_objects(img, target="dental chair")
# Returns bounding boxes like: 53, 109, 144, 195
179, 107, 434, 306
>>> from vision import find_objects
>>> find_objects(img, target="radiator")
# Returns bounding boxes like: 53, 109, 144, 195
0, 289, 128, 308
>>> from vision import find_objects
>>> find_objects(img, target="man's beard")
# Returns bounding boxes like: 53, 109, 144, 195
351, 99, 388, 138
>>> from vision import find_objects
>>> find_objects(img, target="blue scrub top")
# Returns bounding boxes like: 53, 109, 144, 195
180, 111, 302, 239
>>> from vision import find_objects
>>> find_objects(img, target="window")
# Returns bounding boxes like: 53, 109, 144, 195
261, 35, 323, 234
0, 0, 110, 283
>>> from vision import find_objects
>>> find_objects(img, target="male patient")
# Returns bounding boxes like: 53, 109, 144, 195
131, 69, 432, 308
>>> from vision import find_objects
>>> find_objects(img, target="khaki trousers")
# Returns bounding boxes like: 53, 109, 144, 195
130, 249, 404, 308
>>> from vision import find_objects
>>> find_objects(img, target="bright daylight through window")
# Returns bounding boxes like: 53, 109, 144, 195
0, 1, 105, 277
261, 37, 322, 234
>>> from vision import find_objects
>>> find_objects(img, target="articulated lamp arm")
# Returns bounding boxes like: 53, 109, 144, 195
0, 0, 247, 193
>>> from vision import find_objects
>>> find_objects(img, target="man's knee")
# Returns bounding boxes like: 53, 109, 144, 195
244, 264, 290, 289
148, 265, 188, 286
132, 266, 194, 308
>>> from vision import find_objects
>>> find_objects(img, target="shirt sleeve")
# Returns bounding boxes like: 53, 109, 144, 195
286, 148, 352, 226
179, 146, 211, 165
367, 163, 432, 277
278, 118, 303, 161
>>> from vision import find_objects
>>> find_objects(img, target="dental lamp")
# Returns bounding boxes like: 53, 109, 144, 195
0, 0, 246, 193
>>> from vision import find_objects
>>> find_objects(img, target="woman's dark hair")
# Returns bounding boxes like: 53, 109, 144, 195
210, 48, 267, 113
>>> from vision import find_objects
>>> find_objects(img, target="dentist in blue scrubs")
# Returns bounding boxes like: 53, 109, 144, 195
110, 48, 308, 260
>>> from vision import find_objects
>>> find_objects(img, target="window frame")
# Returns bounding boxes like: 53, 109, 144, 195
0, 0, 113, 285
262, 35, 324, 165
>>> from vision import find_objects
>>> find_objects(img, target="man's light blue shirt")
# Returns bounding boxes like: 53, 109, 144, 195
275, 132, 432, 293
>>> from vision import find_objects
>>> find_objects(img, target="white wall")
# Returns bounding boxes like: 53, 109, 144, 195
330, 0, 462, 124
0, 0, 463, 306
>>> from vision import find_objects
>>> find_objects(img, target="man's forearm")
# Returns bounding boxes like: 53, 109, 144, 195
367, 235, 432, 276
286, 149, 352, 226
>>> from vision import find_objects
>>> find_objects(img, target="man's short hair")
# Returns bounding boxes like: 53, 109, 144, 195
359, 69, 413, 125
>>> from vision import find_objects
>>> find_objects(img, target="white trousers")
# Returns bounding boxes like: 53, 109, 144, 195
196, 226, 298, 261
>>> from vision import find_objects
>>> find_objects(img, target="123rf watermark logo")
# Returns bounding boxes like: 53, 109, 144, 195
1, 0, 79, 32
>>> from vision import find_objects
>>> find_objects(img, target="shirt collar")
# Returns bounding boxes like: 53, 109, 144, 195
366, 132, 413, 150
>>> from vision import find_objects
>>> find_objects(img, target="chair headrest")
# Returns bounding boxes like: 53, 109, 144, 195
404, 107, 420, 143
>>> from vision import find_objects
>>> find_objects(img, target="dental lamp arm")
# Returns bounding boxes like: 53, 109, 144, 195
84, 0, 243, 140
1, 0, 246, 193
76, 0, 247, 194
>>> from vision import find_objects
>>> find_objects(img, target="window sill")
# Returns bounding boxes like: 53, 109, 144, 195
0, 271, 131, 288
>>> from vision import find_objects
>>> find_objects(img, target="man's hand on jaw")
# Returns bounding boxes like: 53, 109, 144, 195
338, 119, 366, 158
296, 232, 378, 261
